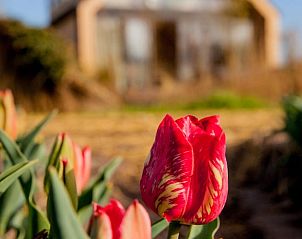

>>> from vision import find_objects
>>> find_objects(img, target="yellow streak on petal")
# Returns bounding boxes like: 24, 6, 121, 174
194, 159, 224, 221
155, 173, 185, 216
217, 158, 224, 171
206, 204, 211, 214
197, 208, 203, 218
209, 161, 222, 190
208, 182, 217, 197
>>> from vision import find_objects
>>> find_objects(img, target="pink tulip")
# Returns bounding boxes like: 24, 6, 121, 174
0, 89, 17, 139
48, 133, 91, 194
88, 199, 151, 239
140, 114, 228, 224
74, 144, 92, 194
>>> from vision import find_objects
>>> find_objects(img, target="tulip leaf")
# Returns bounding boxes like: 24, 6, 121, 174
63, 167, 78, 209
10, 208, 26, 239
17, 110, 57, 157
151, 218, 169, 238
47, 168, 89, 239
0, 130, 49, 238
186, 218, 220, 239
78, 183, 113, 224
77, 158, 122, 224
0, 181, 24, 235
78, 157, 122, 210
0, 160, 37, 194
25, 142, 47, 164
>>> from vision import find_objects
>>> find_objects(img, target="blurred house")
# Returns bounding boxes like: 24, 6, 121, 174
51, 0, 280, 92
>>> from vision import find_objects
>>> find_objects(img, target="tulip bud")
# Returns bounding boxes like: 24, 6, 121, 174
74, 145, 91, 194
46, 133, 92, 200
140, 114, 228, 225
88, 203, 113, 239
88, 199, 151, 239
45, 133, 78, 208
120, 200, 151, 239
0, 89, 17, 139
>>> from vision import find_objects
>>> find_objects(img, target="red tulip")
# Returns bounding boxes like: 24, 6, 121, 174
88, 199, 151, 239
0, 89, 17, 139
140, 114, 228, 224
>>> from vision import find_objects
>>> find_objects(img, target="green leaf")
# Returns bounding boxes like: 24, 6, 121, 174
78, 157, 122, 210
78, 158, 122, 223
17, 110, 57, 156
0, 160, 37, 194
25, 143, 47, 164
0, 181, 24, 235
0, 130, 49, 238
151, 218, 169, 238
47, 168, 89, 239
186, 218, 220, 239
62, 166, 78, 209
10, 208, 26, 239
77, 158, 122, 224
78, 183, 112, 224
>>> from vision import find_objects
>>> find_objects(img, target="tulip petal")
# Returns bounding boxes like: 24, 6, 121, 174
175, 115, 201, 139
82, 146, 92, 190
199, 115, 223, 137
98, 212, 113, 239
89, 203, 113, 239
74, 145, 91, 194
74, 144, 84, 193
0, 99, 5, 131
100, 199, 126, 239
0, 90, 17, 139
180, 116, 228, 224
120, 200, 151, 239
140, 114, 193, 221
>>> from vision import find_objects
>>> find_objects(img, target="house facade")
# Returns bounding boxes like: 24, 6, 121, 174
51, 0, 280, 92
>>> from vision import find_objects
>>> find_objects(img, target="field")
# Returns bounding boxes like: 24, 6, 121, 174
20, 108, 302, 238
22, 108, 282, 201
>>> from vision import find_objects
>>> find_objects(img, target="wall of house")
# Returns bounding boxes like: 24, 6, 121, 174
51, 0, 78, 22
50, 0, 280, 93
247, 0, 281, 68
95, 16, 126, 92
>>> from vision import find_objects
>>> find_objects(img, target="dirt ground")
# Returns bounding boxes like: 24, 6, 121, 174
22, 108, 282, 198
22, 108, 302, 238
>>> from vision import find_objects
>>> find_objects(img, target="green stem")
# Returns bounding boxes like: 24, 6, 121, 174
167, 221, 181, 239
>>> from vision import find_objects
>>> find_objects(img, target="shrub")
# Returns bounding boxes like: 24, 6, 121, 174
0, 20, 66, 93
184, 91, 267, 109
282, 95, 302, 146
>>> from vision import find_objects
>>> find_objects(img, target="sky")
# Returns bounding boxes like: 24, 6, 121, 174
0, 0, 301, 59
0, 0, 50, 27
0, 0, 301, 31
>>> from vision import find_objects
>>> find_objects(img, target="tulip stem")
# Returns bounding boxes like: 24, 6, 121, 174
167, 221, 181, 239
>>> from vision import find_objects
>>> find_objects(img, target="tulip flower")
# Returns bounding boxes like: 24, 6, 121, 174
74, 144, 91, 194
140, 114, 228, 225
88, 199, 151, 239
46, 133, 91, 196
0, 89, 17, 139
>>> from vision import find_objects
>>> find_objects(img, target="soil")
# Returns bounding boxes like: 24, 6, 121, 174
22, 108, 302, 238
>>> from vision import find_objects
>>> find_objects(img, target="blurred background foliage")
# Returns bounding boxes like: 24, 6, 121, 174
0, 20, 66, 93
283, 95, 302, 146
